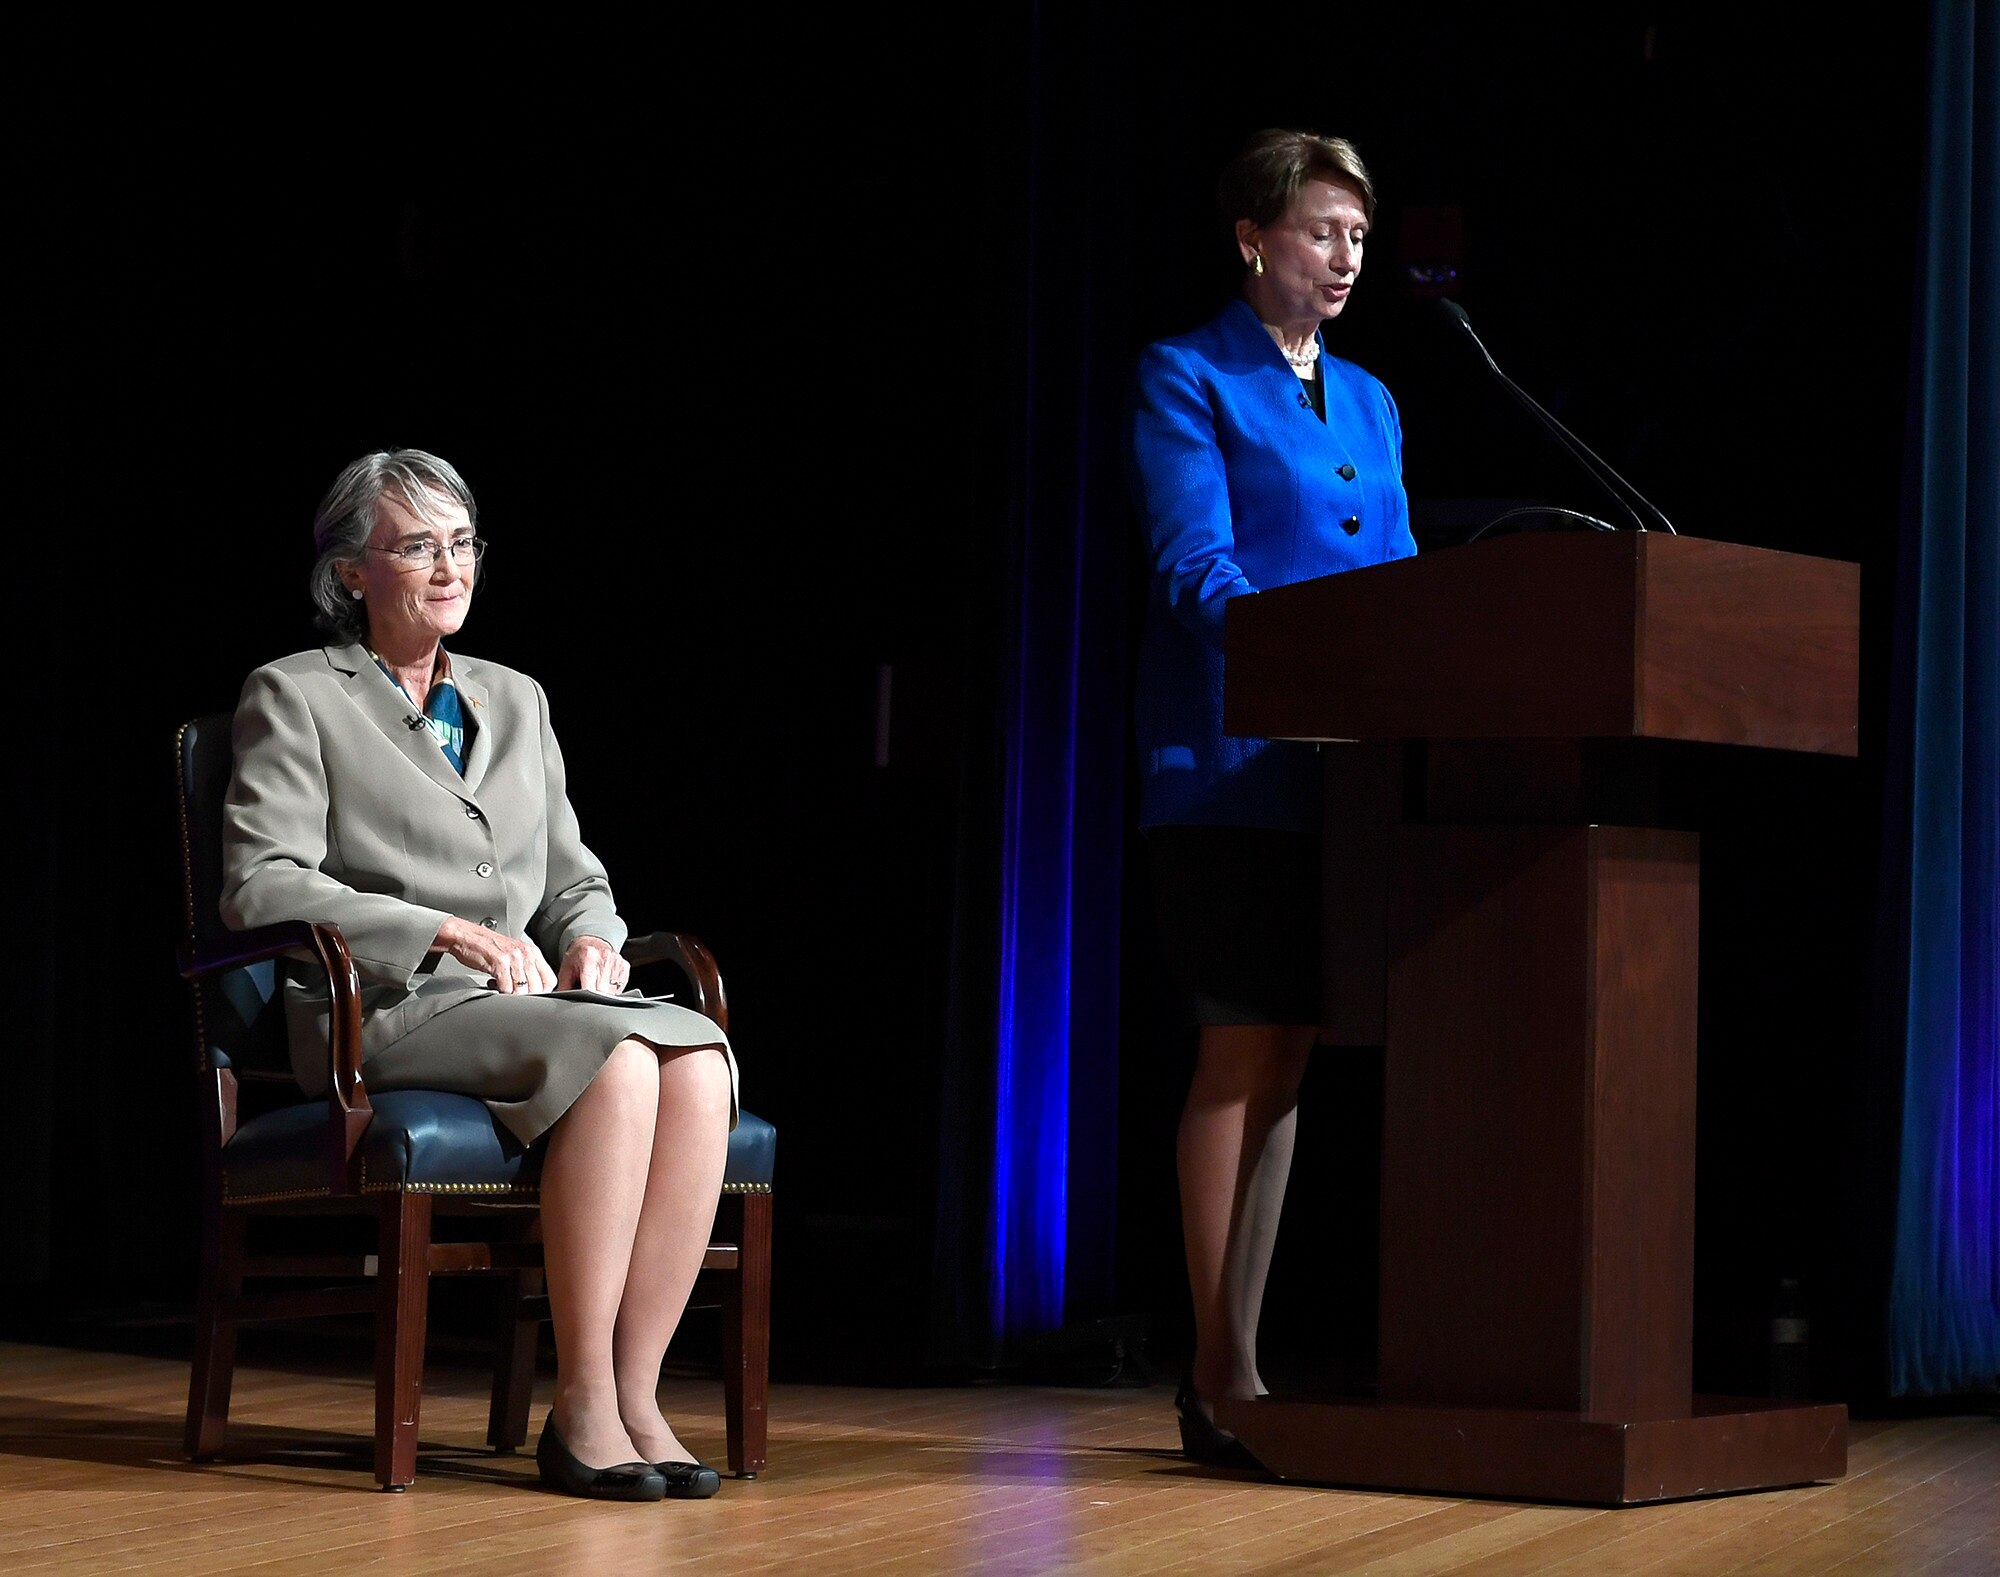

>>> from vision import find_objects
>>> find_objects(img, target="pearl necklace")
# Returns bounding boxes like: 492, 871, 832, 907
1263, 323, 1321, 375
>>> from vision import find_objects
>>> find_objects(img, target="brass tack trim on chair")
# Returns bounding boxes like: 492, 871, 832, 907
174, 720, 199, 945
227, 1178, 766, 1205
220, 1186, 338, 1205
225, 1181, 542, 1204
175, 721, 215, 1074
359, 1159, 536, 1195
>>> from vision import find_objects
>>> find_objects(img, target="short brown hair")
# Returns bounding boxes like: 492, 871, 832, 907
1217, 128, 1375, 232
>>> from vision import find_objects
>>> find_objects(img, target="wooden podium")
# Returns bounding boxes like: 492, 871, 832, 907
1213, 533, 1857, 1505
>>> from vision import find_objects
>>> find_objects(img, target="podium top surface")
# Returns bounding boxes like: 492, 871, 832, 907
1224, 533, 1858, 756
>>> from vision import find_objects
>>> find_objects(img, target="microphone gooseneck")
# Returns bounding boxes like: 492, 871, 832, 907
1437, 299, 1677, 536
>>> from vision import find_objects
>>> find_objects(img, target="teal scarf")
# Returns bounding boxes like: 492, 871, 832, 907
374, 651, 472, 774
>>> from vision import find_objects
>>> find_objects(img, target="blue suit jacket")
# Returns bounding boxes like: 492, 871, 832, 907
1130, 298, 1416, 829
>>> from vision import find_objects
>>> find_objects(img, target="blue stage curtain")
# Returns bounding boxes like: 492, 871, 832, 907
1884, 0, 2000, 1397
927, 5, 1132, 1364
983, 380, 1130, 1344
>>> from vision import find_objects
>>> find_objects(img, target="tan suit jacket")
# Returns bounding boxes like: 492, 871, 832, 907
221, 643, 644, 1095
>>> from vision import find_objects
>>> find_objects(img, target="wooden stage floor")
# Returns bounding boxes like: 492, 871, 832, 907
0, 1341, 1992, 1574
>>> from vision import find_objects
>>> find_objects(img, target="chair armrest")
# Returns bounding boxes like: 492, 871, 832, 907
624, 931, 729, 1034
180, 919, 331, 979
179, 919, 372, 1192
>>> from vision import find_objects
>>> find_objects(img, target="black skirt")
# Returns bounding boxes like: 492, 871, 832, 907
1144, 825, 1322, 1027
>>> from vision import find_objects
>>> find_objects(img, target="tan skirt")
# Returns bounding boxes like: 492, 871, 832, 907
361, 990, 738, 1146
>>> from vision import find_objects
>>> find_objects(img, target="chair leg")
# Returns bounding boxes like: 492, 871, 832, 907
374, 1193, 434, 1489
719, 1190, 772, 1477
488, 1268, 543, 1452
185, 1204, 245, 1460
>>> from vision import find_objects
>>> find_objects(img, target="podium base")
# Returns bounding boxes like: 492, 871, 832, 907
1210, 1394, 1847, 1507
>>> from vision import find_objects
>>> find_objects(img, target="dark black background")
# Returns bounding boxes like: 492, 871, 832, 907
13, 6, 1928, 1403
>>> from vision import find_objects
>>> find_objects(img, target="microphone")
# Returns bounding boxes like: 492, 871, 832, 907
1435, 299, 1676, 535
404, 715, 427, 731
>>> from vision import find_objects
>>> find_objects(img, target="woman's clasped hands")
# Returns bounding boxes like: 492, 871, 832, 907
433, 916, 630, 995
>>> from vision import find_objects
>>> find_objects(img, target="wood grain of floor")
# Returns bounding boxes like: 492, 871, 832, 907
0, 1342, 1992, 1575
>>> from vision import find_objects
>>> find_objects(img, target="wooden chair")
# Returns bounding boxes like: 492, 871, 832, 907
175, 714, 775, 1489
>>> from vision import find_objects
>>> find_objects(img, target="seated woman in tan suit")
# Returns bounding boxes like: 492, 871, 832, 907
221, 448, 735, 1503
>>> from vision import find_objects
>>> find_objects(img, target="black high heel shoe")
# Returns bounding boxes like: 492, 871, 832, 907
535, 1419, 667, 1501
649, 1457, 723, 1500
1174, 1379, 1264, 1471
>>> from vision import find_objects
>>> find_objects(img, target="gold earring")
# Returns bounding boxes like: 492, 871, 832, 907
1251, 252, 1265, 276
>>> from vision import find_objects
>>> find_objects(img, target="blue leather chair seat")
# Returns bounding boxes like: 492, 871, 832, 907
722, 1109, 778, 1190
222, 1092, 776, 1201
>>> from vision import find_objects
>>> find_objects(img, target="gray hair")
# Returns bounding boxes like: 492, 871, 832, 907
308, 449, 480, 642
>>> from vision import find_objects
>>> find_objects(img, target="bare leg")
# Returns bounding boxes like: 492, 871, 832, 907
537, 1039, 659, 1468
615, 1046, 734, 1466
1179, 1023, 1316, 1408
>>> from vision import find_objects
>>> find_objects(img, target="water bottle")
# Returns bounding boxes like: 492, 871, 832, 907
1769, 1275, 1810, 1399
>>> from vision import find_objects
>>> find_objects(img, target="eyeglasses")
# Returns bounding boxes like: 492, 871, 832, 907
366, 536, 488, 570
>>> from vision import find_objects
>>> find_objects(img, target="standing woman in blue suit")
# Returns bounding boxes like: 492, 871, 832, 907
1129, 129, 1417, 1465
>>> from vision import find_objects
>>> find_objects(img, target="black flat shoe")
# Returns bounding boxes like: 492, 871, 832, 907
535, 1420, 667, 1501
651, 1458, 723, 1499
1174, 1379, 1265, 1471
